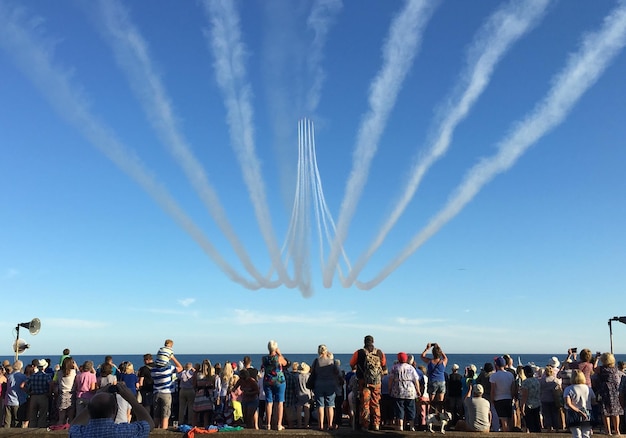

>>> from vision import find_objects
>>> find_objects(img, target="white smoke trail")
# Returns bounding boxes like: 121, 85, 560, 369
95, 0, 278, 288
201, 0, 298, 289
305, 0, 343, 113
357, 0, 626, 290
0, 2, 261, 289
345, 0, 550, 285
323, 0, 438, 287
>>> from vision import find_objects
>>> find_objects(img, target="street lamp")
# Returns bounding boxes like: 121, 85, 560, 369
608, 316, 626, 354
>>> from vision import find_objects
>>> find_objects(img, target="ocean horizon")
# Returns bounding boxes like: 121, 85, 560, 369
9, 352, 625, 373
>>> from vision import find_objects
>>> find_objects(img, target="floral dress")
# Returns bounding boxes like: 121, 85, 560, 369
262, 354, 285, 387
598, 366, 624, 416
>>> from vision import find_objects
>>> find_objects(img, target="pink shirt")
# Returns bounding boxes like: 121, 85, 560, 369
75, 371, 97, 399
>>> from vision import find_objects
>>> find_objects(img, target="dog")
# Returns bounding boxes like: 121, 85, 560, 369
426, 409, 452, 434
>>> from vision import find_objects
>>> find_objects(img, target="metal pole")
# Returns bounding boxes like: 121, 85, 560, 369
14, 325, 20, 362
609, 319, 614, 354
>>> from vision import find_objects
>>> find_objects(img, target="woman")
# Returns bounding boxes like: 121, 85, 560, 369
55, 356, 78, 425
74, 361, 97, 417
388, 352, 421, 432
178, 362, 195, 425
540, 362, 562, 432
295, 362, 313, 428
193, 359, 217, 427
571, 349, 596, 387
312, 344, 340, 431
564, 370, 595, 438
420, 342, 448, 408
520, 365, 541, 432
595, 352, 623, 435
117, 362, 139, 423
261, 340, 288, 430
232, 368, 260, 429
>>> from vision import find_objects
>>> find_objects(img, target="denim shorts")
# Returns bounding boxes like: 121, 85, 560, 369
314, 391, 336, 408
428, 380, 446, 396
264, 382, 286, 403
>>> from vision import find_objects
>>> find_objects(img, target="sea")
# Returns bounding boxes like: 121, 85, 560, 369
10, 352, 625, 373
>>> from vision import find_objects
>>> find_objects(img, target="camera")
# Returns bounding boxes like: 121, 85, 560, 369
571, 347, 577, 353
596, 351, 602, 357
431, 342, 437, 347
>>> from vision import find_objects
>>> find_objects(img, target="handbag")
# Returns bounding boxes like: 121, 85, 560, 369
565, 407, 589, 427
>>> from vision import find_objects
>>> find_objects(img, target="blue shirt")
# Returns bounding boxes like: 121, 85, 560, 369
69, 418, 150, 438
27, 371, 52, 395
6, 372, 28, 405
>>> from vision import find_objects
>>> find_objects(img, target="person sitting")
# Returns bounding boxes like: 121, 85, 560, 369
455, 383, 491, 433
69, 381, 154, 438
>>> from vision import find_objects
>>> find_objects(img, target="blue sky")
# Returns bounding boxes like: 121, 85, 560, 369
1, 0, 626, 357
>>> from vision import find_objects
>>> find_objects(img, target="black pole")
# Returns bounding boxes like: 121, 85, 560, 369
609, 320, 613, 354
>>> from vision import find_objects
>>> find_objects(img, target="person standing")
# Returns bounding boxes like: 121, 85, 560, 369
563, 370, 595, 438
25, 359, 52, 428
261, 340, 288, 430
421, 342, 448, 412
489, 356, 515, 432
138, 354, 155, 417
312, 344, 340, 431
519, 365, 541, 432
3, 360, 28, 428
349, 335, 387, 431
595, 352, 623, 435
388, 352, 420, 432
177, 362, 195, 426
151, 353, 183, 429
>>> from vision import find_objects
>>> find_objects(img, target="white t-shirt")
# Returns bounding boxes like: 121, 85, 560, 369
489, 370, 514, 401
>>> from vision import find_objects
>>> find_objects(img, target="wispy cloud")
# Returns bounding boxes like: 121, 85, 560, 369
395, 317, 447, 326
324, 0, 438, 287
45, 318, 108, 329
359, 0, 626, 289
178, 298, 196, 307
230, 309, 341, 325
3, 268, 19, 279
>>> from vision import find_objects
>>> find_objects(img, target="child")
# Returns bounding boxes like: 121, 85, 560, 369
155, 339, 174, 367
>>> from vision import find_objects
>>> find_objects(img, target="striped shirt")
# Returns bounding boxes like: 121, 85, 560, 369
150, 364, 176, 393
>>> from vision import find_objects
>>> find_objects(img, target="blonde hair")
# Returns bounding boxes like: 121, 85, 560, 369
318, 344, 333, 358
601, 352, 616, 367
544, 365, 555, 376
299, 362, 311, 373
164, 339, 173, 347
268, 340, 278, 353
572, 369, 586, 385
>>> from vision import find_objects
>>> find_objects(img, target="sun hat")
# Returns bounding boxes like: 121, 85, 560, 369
37, 359, 47, 368
547, 356, 560, 368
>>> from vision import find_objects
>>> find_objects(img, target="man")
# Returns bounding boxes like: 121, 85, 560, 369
489, 356, 515, 432
349, 335, 387, 431
4, 360, 28, 428
25, 359, 52, 428
151, 353, 183, 429
446, 364, 463, 426
138, 354, 155, 416
97, 356, 118, 377
69, 381, 154, 437
455, 383, 491, 433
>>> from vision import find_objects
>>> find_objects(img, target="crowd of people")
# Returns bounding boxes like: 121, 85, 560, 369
1, 339, 626, 437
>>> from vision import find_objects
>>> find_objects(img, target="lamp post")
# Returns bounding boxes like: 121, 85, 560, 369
608, 316, 626, 354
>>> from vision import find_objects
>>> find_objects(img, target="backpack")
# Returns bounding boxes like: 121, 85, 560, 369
361, 348, 382, 385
